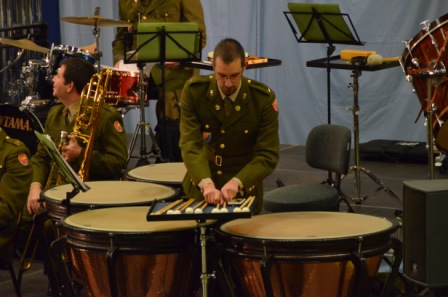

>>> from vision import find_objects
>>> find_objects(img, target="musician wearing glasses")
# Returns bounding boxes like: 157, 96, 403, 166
26, 58, 128, 215
180, 38, 279, 214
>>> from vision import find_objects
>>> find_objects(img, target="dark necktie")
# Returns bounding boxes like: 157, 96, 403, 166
224, 97, 232, 117
63, 108, 70, 125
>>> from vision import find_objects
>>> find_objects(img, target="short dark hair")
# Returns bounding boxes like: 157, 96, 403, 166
213, 38, 246, 67
60, 58, 95, 94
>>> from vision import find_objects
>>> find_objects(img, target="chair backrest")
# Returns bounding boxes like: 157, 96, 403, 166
305, 124, 351, 174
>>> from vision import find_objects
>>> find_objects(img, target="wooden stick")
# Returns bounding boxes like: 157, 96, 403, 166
191, 200, 206, 210
178, 199, 195, 211
154, 199, 183, 215
245, 196, 255, 209
239, 197, 251, 209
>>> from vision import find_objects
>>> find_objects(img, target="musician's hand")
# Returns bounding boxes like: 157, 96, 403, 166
202, 183, 223, 205
61, 135, 82, 161
221, 179, 240, 202
27, 183, 43, 215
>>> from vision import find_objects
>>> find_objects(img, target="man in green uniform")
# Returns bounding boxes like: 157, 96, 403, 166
0, 127, 32, 261
27, 58, 128, 214
112, 0, 206, 162
180, 38, 279, 214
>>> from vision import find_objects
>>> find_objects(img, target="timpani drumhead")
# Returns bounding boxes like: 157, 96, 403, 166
64, 206, 198, 234
42, 181, 177, 221
126, 162, 186, 185
220, 211, 394, 240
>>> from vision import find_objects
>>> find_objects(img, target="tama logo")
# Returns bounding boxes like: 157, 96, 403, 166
0, 116, 33, 131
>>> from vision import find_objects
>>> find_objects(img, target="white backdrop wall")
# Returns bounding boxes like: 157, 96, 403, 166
59, 0, 447, 145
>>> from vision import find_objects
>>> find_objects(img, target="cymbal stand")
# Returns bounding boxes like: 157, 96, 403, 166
91, 7, 102, 72
347, 69, 400, 203
127, 62, 163, 167
197, 220, 215, 297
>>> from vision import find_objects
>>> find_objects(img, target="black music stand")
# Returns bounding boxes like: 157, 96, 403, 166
124, 23, 202, 166
35, 131, 89, 215
284, 3, 364, 124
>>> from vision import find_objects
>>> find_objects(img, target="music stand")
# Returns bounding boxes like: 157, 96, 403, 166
124, 23, 202, 166
284, 3, 364, 188
35, 131, 90, 215
284, 3, 364, 124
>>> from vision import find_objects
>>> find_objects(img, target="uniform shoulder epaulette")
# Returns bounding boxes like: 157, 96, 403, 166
4, 136, 25, 147
247, 79, 273, 96
187, 75, 211, 86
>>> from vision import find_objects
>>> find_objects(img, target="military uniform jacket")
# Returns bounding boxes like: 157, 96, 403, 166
31, 102, 128, 186
180, 75, 280, 213
0, 128, 32, 256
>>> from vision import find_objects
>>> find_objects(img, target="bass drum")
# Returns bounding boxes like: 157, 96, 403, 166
63, 206, 201, 297
401, 13, 448, 152
0, 104, 45, 155
215, 212, 397, 297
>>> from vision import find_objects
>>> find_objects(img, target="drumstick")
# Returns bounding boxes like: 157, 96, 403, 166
178, 199, 195, 212
185, 200, 204, 214
220, 202, 228, 213
155, 199, 183, 215
242, 196, 255, 212
194, 201, 208, 214
234, 197, 251, 213
211, 202, 221, 213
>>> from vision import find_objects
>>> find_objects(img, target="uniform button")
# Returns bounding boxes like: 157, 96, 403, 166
142, 16, 147, 20
217, 171, 222, 175
220, 129, 225, 134
165, 13, 169, 17
205, 124, 210, 129
220, 144, 225, 149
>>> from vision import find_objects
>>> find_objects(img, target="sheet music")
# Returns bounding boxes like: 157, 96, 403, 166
34, 131, 90, 192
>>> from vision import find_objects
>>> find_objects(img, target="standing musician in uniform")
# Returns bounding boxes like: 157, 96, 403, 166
0, 128, 32, 261
180, 38, 279, 214
26, 58, 128, 215
112, 0, 207, 162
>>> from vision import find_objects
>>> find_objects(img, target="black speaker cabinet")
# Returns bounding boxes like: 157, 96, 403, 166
403, 180, 448, 287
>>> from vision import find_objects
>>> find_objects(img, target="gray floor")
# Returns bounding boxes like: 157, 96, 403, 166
1, 141, 446, 297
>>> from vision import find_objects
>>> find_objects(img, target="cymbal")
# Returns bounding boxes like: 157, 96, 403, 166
0, 38, 50, 54
60, 15, 129, 27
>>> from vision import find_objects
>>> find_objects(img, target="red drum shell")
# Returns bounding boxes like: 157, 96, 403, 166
103, 69, 146, 106
401, 13, 448, 152
63, 207, 201, 297
215, 212, 397, 297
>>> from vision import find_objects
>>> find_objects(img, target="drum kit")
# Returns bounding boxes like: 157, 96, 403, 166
0, 11, 148, 157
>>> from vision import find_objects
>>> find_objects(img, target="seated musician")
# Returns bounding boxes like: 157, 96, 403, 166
0, 128, 32, 262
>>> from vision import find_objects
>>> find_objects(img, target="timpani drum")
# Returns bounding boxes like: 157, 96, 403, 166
125, 162, 186, 189
215, 212, 397, 297
41, 181, 178, 222
63, 206, 200, 297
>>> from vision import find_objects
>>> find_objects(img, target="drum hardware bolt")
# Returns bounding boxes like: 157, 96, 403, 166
357, 236, 363, 255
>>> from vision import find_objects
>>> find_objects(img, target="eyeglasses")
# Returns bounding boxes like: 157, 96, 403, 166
216, 72, 242, 82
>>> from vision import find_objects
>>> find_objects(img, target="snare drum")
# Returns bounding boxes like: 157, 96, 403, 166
125, 162, 186, 189
215, 212, 397, 297
103, 69, 142, 106
41, 181, 178, 222
0, 104, 44, 155
50, 45, 96, 74
63, 206, 200, 297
